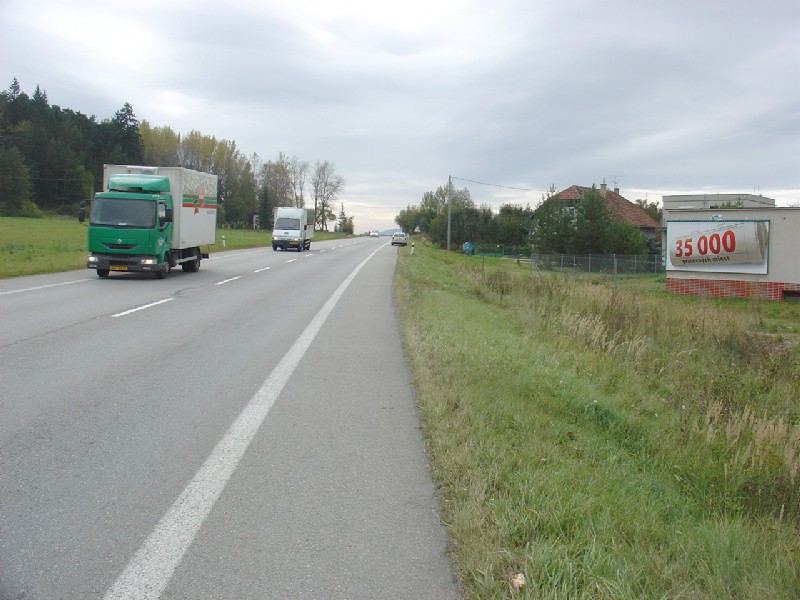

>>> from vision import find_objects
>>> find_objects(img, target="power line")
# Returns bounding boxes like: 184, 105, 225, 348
450, 176, 542, 193
0, 176, 87, 181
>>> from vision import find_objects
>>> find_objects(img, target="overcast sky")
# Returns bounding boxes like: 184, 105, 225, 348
2, 0, 799, 231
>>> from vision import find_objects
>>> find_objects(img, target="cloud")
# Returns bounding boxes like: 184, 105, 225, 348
2, 0, 798, 230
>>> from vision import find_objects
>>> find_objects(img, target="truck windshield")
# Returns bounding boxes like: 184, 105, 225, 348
275, 217, 301, 230
90, 198, 156, 228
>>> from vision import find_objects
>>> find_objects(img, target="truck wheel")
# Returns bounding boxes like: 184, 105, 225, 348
155, 262, 168, 279
182, 249, 201, 272
97, 269, 109, 278
272, 245, 277, 251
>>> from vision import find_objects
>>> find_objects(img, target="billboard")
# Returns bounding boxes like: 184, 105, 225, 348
666, 220, 770, 274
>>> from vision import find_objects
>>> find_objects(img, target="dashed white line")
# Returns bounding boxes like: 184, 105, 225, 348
253, 266, 271, 273
112, 298, 174, 318
215, 276, 242, 286
0, 279, 89, 296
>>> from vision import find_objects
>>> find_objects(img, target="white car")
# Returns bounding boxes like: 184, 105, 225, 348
369, 231, 380, 238
391, 232, 408, 246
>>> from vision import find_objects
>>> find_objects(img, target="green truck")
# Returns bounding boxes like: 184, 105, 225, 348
80, 165, 218, 279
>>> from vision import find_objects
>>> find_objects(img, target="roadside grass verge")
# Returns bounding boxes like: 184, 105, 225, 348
394, 241, 799, 599
0, 217, 351, 278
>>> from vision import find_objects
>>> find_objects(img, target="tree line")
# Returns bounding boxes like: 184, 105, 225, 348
0, 79, 348, 231
396, 183, 662, 255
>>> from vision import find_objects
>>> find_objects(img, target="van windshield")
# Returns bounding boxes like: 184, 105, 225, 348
90, 198, 156, 228
275, 217, 301, 230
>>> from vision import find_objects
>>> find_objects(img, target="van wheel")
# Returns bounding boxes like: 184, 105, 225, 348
97, 269, 109, 278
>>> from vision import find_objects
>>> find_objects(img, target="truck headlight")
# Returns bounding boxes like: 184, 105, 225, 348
141, 258, 157, 265
87, 255, 98, 263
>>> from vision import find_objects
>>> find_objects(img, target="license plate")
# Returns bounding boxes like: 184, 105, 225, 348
110, 266, 128, 271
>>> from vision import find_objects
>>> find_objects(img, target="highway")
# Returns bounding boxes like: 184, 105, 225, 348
0, 237, 457, 599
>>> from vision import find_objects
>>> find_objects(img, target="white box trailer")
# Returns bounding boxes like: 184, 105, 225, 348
102, 165, 218, 249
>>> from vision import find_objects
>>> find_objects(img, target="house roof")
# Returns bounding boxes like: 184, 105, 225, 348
556, 185, 660, 229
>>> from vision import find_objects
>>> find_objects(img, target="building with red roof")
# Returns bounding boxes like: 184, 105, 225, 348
554, 183, 660, 237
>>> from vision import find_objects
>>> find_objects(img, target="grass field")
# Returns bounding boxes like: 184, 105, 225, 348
4, 217, 798, 597
394, 241, 799, 599
0, 216, 348, 278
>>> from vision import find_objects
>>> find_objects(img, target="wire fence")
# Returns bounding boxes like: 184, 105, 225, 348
470, 245, 663, 275
529, 253, 664, 275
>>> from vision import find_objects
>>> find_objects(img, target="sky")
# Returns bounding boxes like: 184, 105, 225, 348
2, 0, 799, 232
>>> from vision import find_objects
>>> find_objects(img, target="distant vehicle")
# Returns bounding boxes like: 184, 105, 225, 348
272, 207, 314, 251
80, 165, 218, 279
391, 232, 408, 246
369, 231, 380, 238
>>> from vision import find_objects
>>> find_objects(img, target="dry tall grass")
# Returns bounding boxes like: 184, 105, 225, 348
458, 263, 799, 517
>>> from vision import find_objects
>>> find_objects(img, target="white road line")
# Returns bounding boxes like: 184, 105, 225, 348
285, 259, 296, 263
215, 276, 242, 286
253, 266, 271, 273
0, 279, 89, 296
206, 249, 267, 261
103, 244, 384, 600
112, 298, 174, 318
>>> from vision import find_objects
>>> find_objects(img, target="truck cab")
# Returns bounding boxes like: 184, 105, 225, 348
84, 174, 174, 278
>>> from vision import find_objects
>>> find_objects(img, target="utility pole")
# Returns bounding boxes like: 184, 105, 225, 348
446, 175, 452, 251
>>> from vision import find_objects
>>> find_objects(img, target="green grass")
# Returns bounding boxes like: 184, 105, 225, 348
0, 216, 88, 277
395, 241, 799, 599
0, 217, 350, 278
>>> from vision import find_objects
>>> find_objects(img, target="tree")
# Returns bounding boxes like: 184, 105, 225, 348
0, 146, 40, 217
111, 102, 143, 163
311, 160, 344, 231
395, 204, 420, 233
140, 121, 181, 166
288, 155, 309, 207
7, 77, 21, 99
179, 130, 216, 171
258, 183, 276, 230
606, 220, 647, 254
635, 198, 662, 223
495, 204, 533, 246
260, 154, 294, 207
574, 187, 612, 254
336, 202, 354, 234
529, 195, 575, 253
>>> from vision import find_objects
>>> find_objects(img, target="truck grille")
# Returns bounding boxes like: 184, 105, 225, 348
104, 243, 137, 250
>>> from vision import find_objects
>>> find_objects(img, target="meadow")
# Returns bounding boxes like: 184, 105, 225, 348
0, 216, 345, 278
394, 241, 799, 599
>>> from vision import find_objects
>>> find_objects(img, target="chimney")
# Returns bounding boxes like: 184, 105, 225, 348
600, 182, 607, 197
613, 187, 619, 195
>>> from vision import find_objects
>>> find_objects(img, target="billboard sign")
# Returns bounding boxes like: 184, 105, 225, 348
666, 220, 769, 274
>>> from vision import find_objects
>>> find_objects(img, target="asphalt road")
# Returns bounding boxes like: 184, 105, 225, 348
0, 237, 458, 600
